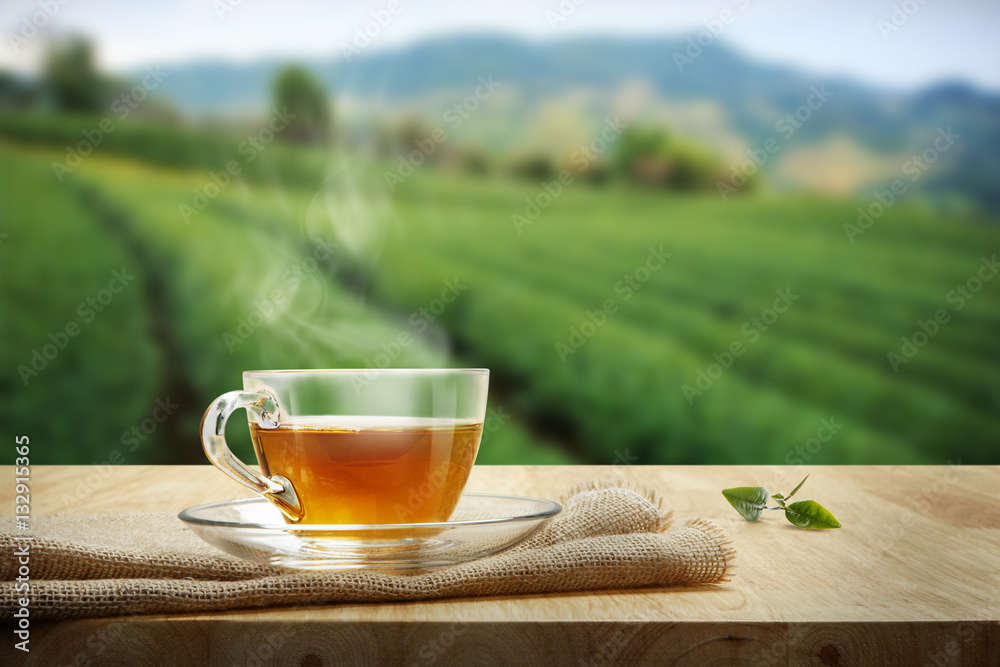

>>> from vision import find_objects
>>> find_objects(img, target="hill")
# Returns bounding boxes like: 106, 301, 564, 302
151, 34, 1000, 210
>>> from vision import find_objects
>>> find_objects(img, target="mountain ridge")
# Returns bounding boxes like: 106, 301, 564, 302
147, 33, 999, 211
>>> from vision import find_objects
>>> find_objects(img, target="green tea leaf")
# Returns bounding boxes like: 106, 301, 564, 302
721, 486, 770, 522
772, 492, 784, 500
784, 500, 841, 529
786, 475, 809, 500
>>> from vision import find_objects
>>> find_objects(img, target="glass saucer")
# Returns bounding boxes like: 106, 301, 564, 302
178, 493, 561, 570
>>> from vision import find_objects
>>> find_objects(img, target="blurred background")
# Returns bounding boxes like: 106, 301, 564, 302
1, 1, 997, 467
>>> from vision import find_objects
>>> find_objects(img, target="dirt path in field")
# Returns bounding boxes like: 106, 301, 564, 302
72, 183, 205, 464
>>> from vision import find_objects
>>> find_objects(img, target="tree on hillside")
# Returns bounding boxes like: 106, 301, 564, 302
613, 125, 739, 193
272, 65, 332, 145
44, 37, 107, 113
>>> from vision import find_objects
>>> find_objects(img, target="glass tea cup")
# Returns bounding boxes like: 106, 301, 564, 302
200, 369, 489, 524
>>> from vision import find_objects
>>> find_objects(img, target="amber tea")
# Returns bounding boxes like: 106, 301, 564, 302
250, 416, 482, 524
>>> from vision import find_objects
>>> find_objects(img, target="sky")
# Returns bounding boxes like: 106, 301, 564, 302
2, 0, 999, 92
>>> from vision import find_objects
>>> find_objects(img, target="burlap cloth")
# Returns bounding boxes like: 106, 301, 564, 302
1, 479, 734, 621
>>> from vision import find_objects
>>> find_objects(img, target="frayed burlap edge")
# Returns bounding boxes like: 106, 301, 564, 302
560, 477, 674, 531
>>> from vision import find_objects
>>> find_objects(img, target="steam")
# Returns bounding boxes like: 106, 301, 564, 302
248, 134, 454, 370
304, 154, 392, 263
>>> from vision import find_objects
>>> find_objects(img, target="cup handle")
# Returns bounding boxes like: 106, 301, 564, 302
200, 390, 303, 522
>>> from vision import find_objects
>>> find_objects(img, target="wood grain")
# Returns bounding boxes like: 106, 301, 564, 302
3, 465, 998, 666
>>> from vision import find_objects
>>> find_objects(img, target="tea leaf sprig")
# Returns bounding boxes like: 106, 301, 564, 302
722, 475, 841, 529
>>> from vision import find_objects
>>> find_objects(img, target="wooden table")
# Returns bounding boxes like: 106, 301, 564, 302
3, 465, 998, 666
